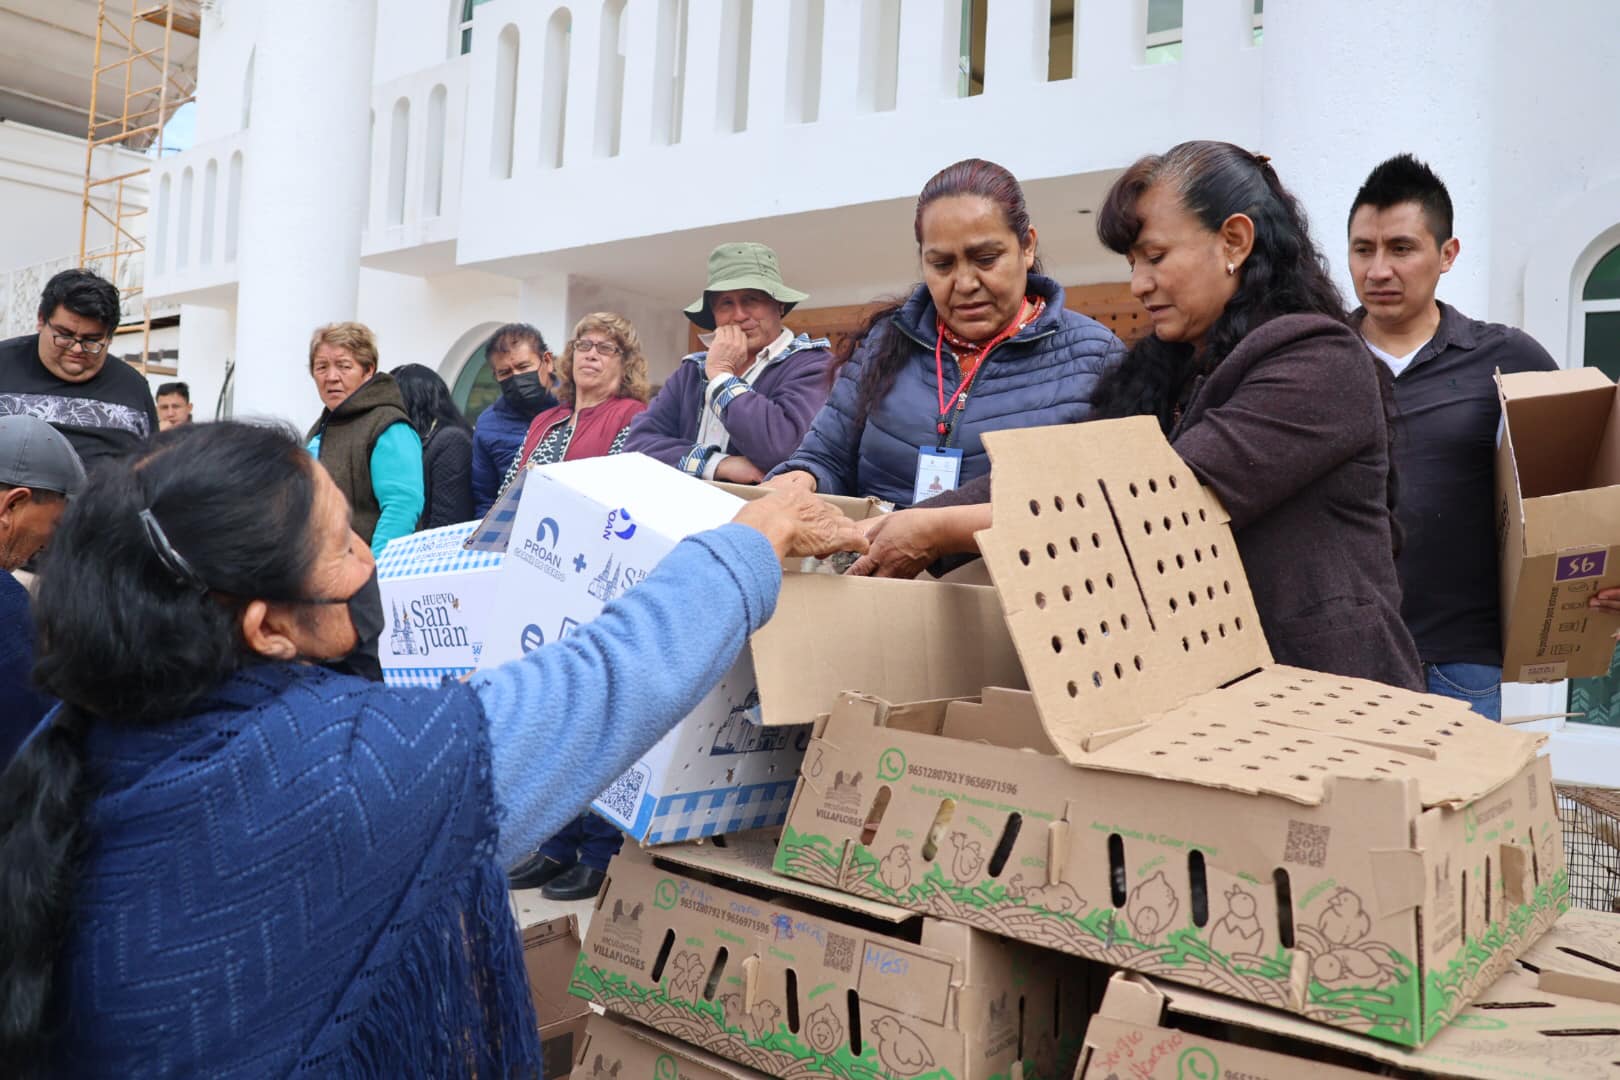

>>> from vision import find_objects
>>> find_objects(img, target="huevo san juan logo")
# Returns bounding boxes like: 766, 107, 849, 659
515, 515, 567, 582
389, 593, 471, 656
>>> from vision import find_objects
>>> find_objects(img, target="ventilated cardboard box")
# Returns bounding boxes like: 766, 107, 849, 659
570, 833, 1097, 1080
1496, 368, 1620, 682
572, 1013, 772, 1080
1076, 908, 1620, 1080
774, 419, 1569, 1047
521, 912, 593, 1080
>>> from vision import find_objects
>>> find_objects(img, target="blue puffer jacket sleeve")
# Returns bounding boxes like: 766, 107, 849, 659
471, 523, 780, 866
772, 277, 1126, 507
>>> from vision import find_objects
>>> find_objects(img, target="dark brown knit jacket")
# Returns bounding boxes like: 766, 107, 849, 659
924, 314, 1424, 690
305, 371, 412, 543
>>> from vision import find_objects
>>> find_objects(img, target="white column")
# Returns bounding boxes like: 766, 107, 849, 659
177, 303, 235, 422
1260, 0, 1496, 315
518, 273, 576, 349
232, 0, 379, 429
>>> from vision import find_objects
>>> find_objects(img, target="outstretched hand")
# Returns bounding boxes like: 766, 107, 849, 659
732, 489, 870, 561
844, 509, 939, 579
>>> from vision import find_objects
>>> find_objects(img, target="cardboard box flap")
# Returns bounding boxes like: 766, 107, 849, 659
649, 831, 916, 923
1077, 666, 1542, 808
977, 418, 1272, 763
1497, 369, 1618, 501
751, 571, 1026, 726
710, 480, 888, 522
518, 912, 587, 1027
1522, 491, 1620, 557
1498, 366, 1614, 402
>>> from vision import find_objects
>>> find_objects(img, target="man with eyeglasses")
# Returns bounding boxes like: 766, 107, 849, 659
0, 268, 158, 471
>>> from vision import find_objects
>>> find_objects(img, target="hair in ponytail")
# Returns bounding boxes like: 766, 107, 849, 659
0, 421, 322, 1064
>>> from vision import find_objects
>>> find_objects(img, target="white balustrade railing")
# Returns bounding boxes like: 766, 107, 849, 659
454, 0, 1264, 263
145, 131, 248, 304
2, 243, 174, 340
362, 55, 470, 271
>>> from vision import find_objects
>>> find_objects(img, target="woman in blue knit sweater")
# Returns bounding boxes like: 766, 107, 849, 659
0, 421, 864, 1078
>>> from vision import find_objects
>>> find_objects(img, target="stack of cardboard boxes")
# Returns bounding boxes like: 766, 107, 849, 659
377, 398, 1620, 1078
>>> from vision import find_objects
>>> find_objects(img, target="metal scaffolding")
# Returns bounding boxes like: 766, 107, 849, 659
77, 0, 200, 373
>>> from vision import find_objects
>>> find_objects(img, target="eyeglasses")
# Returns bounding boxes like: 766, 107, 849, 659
47, 323, 108, 356
312, 359, 363, 378
572, 338, 623, 358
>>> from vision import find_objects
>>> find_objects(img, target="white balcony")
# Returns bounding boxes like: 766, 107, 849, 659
454, 0, 1263, 279
362, 55, 470, 275
145, 132, 247, 306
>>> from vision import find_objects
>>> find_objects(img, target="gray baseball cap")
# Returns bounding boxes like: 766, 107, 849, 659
0, 415, 87, 497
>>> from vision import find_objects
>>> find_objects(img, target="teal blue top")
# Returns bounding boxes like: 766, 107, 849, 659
308, 423, 425, 554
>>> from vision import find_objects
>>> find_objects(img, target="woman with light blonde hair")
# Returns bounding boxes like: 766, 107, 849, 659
494, 312, 651, 499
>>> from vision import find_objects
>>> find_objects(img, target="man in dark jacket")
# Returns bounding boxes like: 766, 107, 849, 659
1348, 155, 1558, 719
0, 414, 86, 764
0, 268, 157, 472
471, 324, 558, 517
625, 242, 832, 483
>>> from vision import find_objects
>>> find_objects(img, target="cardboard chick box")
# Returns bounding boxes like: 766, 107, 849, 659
572, 1013, 773, 1080
1496, 368, 1620, 682
571, 832, 1099, 1080
475, 453, 1022, 845
774, 418, 1569, 1048
1076, 907, 1620, 1080
520, 911, 593, 1080
377, 520, 504, 687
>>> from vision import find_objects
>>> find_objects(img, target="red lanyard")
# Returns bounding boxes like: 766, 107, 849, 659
934, 298, 1028, 443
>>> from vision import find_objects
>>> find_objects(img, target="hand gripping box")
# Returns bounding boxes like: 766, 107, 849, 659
570, 832, 1100, 1080
377, 520, 504, 687
1075, 908, 1620, 1080
773, 418, 1568, 1048
477, 454, 1024, 845
1496, 368, 1620, 682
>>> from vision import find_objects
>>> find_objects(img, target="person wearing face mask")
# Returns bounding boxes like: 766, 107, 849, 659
0, 415, 85, 765
854, 143, 1423, 691
625, 243, 833, 484
0, 419, 867, 1076
472, 323, 559, 517
765, 159, 1124, 508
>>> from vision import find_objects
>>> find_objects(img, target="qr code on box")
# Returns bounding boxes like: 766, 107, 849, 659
1284, 820, 1330, 868
598, 767, 646, 825
823, 931, 855, 973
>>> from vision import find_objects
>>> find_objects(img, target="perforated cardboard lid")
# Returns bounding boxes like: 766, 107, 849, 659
976, 418, 1271, 759
976, 419, 1541, 805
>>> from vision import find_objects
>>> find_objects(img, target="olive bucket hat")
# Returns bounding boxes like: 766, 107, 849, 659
683, 242, 809, 330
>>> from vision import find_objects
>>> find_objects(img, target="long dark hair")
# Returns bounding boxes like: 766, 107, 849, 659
839, 158, 1044, 428
0, 421, 321, 1067
1090, 140, 1401, 547
391, 363, 470, 437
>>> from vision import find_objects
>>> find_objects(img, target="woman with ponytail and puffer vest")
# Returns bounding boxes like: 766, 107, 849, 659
766, 158, 1125, 508
0, 420, 866, 1077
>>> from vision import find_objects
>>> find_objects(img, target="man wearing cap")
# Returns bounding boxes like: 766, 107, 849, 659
625, 242, 833, 483
0, 415, 87, 763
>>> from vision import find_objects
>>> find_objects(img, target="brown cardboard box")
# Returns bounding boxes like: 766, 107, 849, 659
1496, 368, 1620, 682
570, 833, 1099, 1080
774, 419, 1570, 1048
523, 913, 593, 1079
1075, 907, 1620, 1080
572, 1013, 771, 1079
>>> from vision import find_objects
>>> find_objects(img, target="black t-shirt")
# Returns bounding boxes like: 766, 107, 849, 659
1362, 303, 1559, 667
0, 333, 159, 471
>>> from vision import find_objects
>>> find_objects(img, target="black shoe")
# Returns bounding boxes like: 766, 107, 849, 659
509, 854, 572, 891
541, 864, 607, 901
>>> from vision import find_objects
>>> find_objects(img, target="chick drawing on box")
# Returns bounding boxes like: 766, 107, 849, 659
1208, 883, 1265, 957
870, 1015, 935, 1077
1126, 871, 1179, 945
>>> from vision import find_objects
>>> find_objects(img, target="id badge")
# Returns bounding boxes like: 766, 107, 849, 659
913, 447, 963, 504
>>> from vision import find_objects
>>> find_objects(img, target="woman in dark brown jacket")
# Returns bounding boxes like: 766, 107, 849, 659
850, 141, 1423, 690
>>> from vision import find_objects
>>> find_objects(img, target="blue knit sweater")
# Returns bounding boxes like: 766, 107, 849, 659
53, 523, 780, 1077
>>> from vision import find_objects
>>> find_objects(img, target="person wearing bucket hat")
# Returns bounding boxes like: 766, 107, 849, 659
0, 414, 86, 764
624, 242, 834, 483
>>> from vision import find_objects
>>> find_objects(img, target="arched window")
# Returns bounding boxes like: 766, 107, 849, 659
200, 158, 218, 264
387, 97, 411, 226
176, 167, 194, 270
454, 0, 495, 56
242, 49, 255, 128
595, 0, 629, 157
540, 8, 573, 170
1580, 244, 1620, 379
424, 84, 448, 217
492, 25, 519, 178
